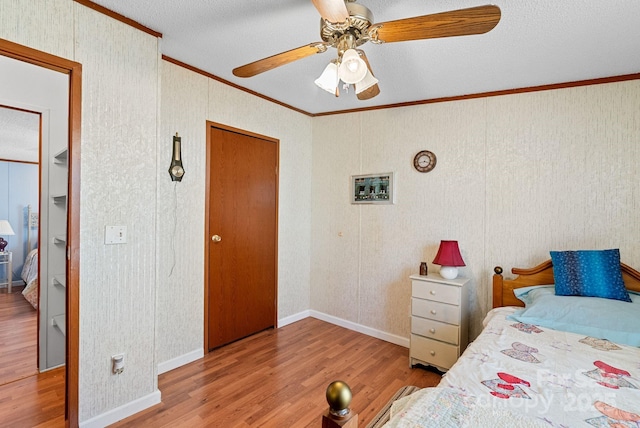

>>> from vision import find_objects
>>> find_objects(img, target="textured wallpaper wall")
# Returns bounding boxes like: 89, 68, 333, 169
3, 0, 161, 421
156, 61, 208, 370
3, 0, 639, 423
3, 0, 314, 422
0, 0, 74, 59
311, 81, 640, 340
155, 62, 314, 367
206, 72, 314, 325
73, 4, 161, 421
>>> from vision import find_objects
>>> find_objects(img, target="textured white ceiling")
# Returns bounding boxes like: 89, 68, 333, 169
0, 106, 39, 163
63, 1, 640, 114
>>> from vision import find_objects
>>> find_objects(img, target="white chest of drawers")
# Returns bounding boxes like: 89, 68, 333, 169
409, 274, 469, 372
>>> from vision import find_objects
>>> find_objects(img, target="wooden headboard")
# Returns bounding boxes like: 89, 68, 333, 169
492, 259, 640, 308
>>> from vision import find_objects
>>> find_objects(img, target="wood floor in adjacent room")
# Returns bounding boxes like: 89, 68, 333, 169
0, 286, 66, 428
0, 286, 38, 385
114, 317, 441, 428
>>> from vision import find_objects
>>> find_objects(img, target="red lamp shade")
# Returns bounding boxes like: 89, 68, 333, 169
432, 240, 465, 267
432, 240, 465, 279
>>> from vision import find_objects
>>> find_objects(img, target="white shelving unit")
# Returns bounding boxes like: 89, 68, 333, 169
40, 141, 67, 369
52, 274, 66, 288
52, 314, 66, 336
53, 148, 68, 165
52, 194, 67, 205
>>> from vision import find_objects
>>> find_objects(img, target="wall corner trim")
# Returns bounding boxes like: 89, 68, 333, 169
158, 348, 204, 375
309, 310, 409, 348
277, 310, 312, 328
279, 310, 408, 347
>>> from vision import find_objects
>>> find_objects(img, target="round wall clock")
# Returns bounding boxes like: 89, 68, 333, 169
413, 150, 437, 173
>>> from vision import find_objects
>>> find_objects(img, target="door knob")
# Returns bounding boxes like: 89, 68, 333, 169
211, 235, 222, 242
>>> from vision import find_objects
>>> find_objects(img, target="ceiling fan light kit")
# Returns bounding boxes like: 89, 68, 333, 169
232, 1, 501, 102
355, 68, 378, 94
314, 61, 340, 95
337, 49, 367, 84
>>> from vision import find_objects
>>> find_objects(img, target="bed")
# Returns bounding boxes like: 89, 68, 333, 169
382, 254, 640, 427
20, 205, 39, 310
21, 248, 38, 309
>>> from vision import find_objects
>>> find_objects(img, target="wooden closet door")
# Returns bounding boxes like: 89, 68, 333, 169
207, 125, 277, 350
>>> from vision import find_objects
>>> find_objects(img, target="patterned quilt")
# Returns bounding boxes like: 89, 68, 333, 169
21, 248, 38, 309
385, 307, 640, 427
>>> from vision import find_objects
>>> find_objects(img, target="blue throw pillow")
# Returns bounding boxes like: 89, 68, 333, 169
550, 249, 631, 302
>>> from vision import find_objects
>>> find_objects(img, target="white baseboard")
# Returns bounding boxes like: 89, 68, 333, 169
0, 280, 24, 289
80, 312, 405, 427
277, 310, 311, 328
158, 348, 203, 374
79, 389, 161, 428
308, 310, 409, 348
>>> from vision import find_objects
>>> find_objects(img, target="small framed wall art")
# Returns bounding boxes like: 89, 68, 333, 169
351, 172, 395, 204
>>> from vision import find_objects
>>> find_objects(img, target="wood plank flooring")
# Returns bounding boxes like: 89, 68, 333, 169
0, 311, 441, 427
0, 367, 65, 427
0, 286, 65, 427
0, 285, 38, 386
113, 317, 441, 428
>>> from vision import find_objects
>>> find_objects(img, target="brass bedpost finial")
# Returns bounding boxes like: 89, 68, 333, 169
322, 381, 358, 428
326, 381, 352, 417
494, 266, 503, 275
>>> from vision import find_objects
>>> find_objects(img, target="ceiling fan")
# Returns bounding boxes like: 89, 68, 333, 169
232, 0, 501, 101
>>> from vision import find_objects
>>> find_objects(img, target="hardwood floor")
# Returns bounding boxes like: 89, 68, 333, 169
0, 285, 38, 385
113, 317, 441, 428
0, 367, 65, 427
0, 314, 441, 427
0, 286, 65, 427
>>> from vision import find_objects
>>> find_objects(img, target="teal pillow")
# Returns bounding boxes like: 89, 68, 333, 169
550, 249, 631, 302
508, 286, 640, 347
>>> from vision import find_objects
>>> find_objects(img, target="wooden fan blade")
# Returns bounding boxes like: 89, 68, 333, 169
233, 43, 327, 78
357, 51, 380, 101
372, 5, 501, 44
311, 0, 349, 23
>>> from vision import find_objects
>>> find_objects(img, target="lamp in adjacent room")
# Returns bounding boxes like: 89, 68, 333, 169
0, 220, 15, 252
432, 240, 465, 279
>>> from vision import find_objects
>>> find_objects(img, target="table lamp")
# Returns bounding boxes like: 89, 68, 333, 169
0, 220, 15, 252
432, 240, 465, 279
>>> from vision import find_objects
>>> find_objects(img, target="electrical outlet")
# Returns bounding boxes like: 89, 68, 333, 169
112, 353, 125, 374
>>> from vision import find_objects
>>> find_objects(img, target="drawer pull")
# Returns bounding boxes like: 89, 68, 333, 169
429, 328, 436, 334
430, 310, 437, 315
430, 290, 436, 295
430, 350, 436, 356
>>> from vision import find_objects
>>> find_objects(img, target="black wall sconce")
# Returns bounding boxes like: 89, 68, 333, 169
168, 132, 185, 181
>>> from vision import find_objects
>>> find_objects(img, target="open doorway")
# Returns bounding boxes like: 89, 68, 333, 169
0, 39, 81, 426
0, 106, 40, 385
0, 55, 68, 373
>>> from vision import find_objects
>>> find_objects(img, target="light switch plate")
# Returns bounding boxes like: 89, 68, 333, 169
105, 226, 127, 244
